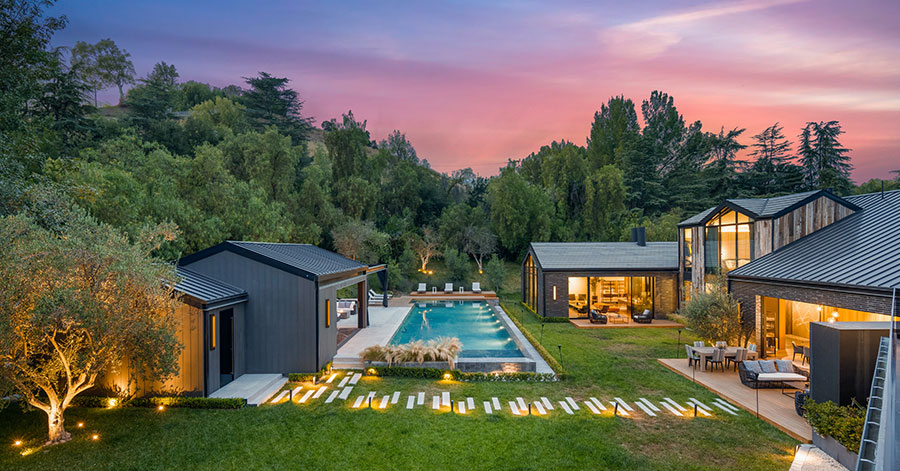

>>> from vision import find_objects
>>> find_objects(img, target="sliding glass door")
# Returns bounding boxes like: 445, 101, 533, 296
567, 275, 654, 319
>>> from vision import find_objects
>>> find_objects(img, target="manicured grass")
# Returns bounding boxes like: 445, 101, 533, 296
0, 296, 798, 470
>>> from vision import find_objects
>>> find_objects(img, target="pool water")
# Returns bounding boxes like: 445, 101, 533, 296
390, 301, 524, 358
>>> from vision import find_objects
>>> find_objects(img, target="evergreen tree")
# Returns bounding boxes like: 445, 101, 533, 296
748, 122, 792, 194
797, 121, 853, 191
586, 96, 640, 169
241, 72, 313, 143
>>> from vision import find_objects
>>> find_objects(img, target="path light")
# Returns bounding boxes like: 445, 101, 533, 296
694, 403, 698, 417
77, 422, 84, 428
157, 405, 165, 412
557, 344, 564, 368
107, 398, 117, 408
367, 368, 377, 376
614, 402, 619, 417
91, 434, 99, 441
443, 372, 452, 381
13, 440, 22, 447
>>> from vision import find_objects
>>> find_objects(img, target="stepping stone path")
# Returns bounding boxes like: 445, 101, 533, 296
352, 396, 364, 408
337, 376, 350, 388
406, 396, 415, 409
483, 401, 492, 414
441, 392, 450, 407
348, 373, 361, 385
559, 401, 573, 414
324, 390, 340, 404
432, 396, 440, 410
298, 389, 315, 403
584, 400, 600, 415
417, 392, 425, 405
338, 387, 353, 400
565, 397, 579, 410
313, 386, 327, 399
534, 402, 547, 415
509, 401, 521, 415
609, 401, 629, 416
290, 387, 303, 400
379, 395, 390, 409
516, 397, 527, 410
541, 397, 554, 410
589, 398, 607, 411
271, 390, 289, 403
492, 397, 501, 410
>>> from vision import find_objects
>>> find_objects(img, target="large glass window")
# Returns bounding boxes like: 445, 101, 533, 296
568, 277, 588, 318
568, 276, 654, 319
705, 209, 754, 274
524, 255, 538, 311
682, 228, 693, 269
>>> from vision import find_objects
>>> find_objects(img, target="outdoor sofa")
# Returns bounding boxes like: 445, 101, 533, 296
738, 359, 807, 389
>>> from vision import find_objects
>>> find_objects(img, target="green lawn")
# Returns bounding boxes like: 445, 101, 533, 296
0, 297, 798, 470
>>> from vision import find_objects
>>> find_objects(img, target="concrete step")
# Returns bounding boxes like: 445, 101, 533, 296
246, 376, 288, 406
332, 355, 363, 369
210, 373, 287, 407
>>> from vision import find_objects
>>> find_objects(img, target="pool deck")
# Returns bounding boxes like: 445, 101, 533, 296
333, 304, 412, 369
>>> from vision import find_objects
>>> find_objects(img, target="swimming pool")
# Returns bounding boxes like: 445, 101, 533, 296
390, 301, 524, 358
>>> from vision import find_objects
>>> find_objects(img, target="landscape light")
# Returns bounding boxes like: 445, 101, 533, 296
157, 405, 165, 411
443, 372, 452, 380
367, 368, 377, 376
107, 398, 117, 408
77, 422, 84, 428
91, 434, 99, 441
13, 440, 22, 447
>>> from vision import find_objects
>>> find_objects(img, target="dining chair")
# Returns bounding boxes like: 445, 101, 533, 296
791, 342, 802, 361
693, 341, 705, 348
685, 345, 699, 367
728, 348, 747, 371
707, 347, 726, 372
802, 345, 810, 365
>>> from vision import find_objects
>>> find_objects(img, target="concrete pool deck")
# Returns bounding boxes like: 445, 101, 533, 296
333, 305, 412, 369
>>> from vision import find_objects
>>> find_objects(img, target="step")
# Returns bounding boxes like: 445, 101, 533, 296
246, 376, 289, 406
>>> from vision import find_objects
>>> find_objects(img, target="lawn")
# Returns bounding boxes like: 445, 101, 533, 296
0, 296, 798, 470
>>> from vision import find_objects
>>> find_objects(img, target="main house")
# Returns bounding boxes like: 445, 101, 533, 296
523, 188, 899, 354
99, 241, 387, 397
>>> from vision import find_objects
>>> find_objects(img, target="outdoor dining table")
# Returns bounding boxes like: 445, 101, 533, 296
692, 346, 741, 371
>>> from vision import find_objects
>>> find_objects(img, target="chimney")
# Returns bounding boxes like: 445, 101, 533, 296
631, 227, 646, 247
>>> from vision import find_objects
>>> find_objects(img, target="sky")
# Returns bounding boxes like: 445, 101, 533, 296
49, 0, 900, 181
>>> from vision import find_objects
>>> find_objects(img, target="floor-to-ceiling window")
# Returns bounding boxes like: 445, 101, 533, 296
568, 275, 654, 319
705, 209, 754, 289
568, 277, 588, 318
524, 255, 537, 311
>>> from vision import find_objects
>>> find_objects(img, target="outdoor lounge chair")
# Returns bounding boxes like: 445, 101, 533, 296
417, 283, 426, 293
631, 309, 653, 324
589, 306, 609, 324
368, 289, 393, 299
791, 342, 803, 361
444, 283, 453, 293
471, 282, 481, 293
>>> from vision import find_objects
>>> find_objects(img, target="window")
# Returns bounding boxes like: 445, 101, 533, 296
683, 281, 692, 303
325, 299, 331, 328
682, 228, 693, 269
705, 209, 754, 274
524, 255, 538, 311
209, 313, 216, 350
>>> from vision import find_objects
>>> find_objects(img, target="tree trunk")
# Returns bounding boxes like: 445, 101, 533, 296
45, 406, 71, 445
117, 84, 125, 105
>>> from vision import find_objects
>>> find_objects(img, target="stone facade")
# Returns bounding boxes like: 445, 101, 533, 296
540, 270, 679, 319
729, 278, 894, 352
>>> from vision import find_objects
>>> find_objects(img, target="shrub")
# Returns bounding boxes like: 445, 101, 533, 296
443, 248, 470, 283
360, 337, 463, 369
674, 277, 753, 346
483, 256, 506, 292
71, 395, 245, 409
804, 399, 865, 451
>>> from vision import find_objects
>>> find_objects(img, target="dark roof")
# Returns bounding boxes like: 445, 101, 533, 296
529, 241, 678, 271
729, 189, 900, 291
180, 241, 367, 281
678, 190, 860, 226
174, 266, 247, 307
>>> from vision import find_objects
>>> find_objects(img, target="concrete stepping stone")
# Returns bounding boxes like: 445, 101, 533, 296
466, 397, 474, 410
352, 395, 365, 408
534, 402, 546, 415
613, 397, 633, 412
589, 397, 607, 411
406, 396, 415, 409
483, 401, 492, 414
685, 399, 712, 417
313, 386, 327, 399
609, 401, 630, 416
659, 401, 683, 416
584, 401, 600, 414
442, 392, 450, 407
565, 397, 580, 410
713, 398, 740, 413
324, 390, 340, 404
663, 397, 687, 412
391, 391, 400, 404
509, 401, 521, 415
516, 397, 527, 410
541, 397, 554, 410
338, 387, 353, 400
290, 387, 303, 400
711, 399, 739, 416
379, 395, 390, 409
458, 402, 466, 414
417, 392, 425, 405
689, 398, 713, 412
492, 397, 501, 410
638, 398, 660, 412
432, 396, 440, 410
271, 390, 289, 403
559, 401, 573, 414
298, 389, 315, 403
325, 373, 338, 384
634, 401, 657, 416
366, 391, 376, 405
337, 376, 350, 388
348, 373, 361, 385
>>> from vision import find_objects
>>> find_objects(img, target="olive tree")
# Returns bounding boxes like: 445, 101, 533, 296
0, 202, 180, 445
674, 279, 753, 346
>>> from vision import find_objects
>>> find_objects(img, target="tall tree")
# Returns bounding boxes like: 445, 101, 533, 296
0, 194, 180, 444
704, 126, 747, 200
126, 61, 179, 121
748, 122, 792, 194
487, 166, 553, 257
797, 121, 853, 192
241, 72, 313, 143
324, 110, 370, 182
70, 38, 134, 105
380, 130, 418, 164
586, 95, 640, 169
583, 165, 627, 241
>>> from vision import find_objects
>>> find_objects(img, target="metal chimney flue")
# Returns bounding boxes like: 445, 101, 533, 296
631, 227, 646, 246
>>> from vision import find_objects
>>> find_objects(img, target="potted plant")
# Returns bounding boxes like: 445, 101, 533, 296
803, 399, 864, 469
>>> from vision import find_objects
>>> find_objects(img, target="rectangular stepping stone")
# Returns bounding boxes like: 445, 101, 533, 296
432, 396, 440, 410
559, 401, 573, 415
484, 401, 493, 414
584, 401, 600, 414
290, 387, 303, 400
326, 373, 338, 384
313, 386, 327, 398
324, 390, 339, 404
366, 391, 376, 404
442, 392, 450, 407
638, 398, 660, 412
663, 397, 687, 412
338, 387, 353, 400
685, 400, 712, 417
271, 390, 289, 403
417, 392, 425, 405
541, 397, 554, 410
509, 401, 521, 415
634, 401, 657, 417
459, 402, 466, 414
298, 389, 315, 403
337, 376, 350, 388
614, 397, 633, 412
689, 398, 713, 412
391, 391, 400, 404
609, 401, 629, 416
659, 401, 683, 416
590, 397, 607, 411
492, 397, 501, 410
379, 395, 389, 409
713, 398, 740, 413
565, 397, 580, 410
348, 373, 361, 385
516, 397, 527, 410
352, 395, 365, 408
406, 396, 415, 409
534, 402, 546, 415
711, 401, 738, 416
467, 397, 474, 410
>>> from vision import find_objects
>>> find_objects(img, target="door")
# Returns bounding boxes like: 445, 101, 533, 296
219, 309, 234, 386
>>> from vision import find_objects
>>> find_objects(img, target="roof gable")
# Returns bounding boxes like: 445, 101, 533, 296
679, 189, 860, 226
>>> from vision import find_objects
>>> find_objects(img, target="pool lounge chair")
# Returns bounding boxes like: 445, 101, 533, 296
444, 283, 453, 293
472, 282, 481, 293
417, 283, 426, 293
368, 289, 392, 300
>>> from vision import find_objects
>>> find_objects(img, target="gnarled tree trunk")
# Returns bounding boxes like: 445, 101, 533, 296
46, 405, 71, 445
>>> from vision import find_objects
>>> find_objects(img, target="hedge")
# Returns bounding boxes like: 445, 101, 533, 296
351, 365, 557, 382
500, 302, 568, 380
804, 399, 865, 451
520, 302, 571, 323
72, 395, 245, 409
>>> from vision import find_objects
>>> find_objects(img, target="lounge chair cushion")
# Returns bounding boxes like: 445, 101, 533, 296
759, 360, 778, 374
743, 361, 761, 375
757, 372, 807, 382
775, 360, 794, 373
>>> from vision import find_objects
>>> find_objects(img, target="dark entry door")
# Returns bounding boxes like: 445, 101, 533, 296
219, 309, 234, 386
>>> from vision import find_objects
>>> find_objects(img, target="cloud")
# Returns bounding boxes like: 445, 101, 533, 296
603, 0, 808, 59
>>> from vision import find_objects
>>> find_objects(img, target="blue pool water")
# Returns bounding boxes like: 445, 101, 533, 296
390, 301, 524, 358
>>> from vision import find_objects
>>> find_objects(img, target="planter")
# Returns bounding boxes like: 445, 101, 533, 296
811, 430, 859, 470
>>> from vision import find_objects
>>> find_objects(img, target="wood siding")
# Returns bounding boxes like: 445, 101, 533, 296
690, 226, 705, 290
754, 219, 772, 258
771, 195, 854, 250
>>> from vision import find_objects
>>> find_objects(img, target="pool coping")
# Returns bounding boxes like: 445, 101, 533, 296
490, 302, 555, 375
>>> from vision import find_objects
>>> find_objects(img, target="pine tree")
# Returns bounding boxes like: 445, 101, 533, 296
748, 123, 793, 194
797, 121, 853, 191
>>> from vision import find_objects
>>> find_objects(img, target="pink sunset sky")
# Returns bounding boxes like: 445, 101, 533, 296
52, 0, 900, 181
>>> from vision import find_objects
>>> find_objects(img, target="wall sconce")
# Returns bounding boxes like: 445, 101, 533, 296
552, 286, 557, 301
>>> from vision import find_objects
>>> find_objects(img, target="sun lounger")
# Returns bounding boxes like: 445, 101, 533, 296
417, 283, 426, 293
472, 282, 481, 293
444, 283, 453, 293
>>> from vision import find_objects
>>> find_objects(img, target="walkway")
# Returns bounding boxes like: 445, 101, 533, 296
569, 319, 684, 329
209, 374, 287, 406
333, 304, 412, 368
658, 358, 811, 441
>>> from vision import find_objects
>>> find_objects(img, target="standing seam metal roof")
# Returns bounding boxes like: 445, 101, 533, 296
678, 190, 856, 226
225, 241, 366, 277
174, 266, 247, 304
529, 241, 678, 271
728, 189, 900, 290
